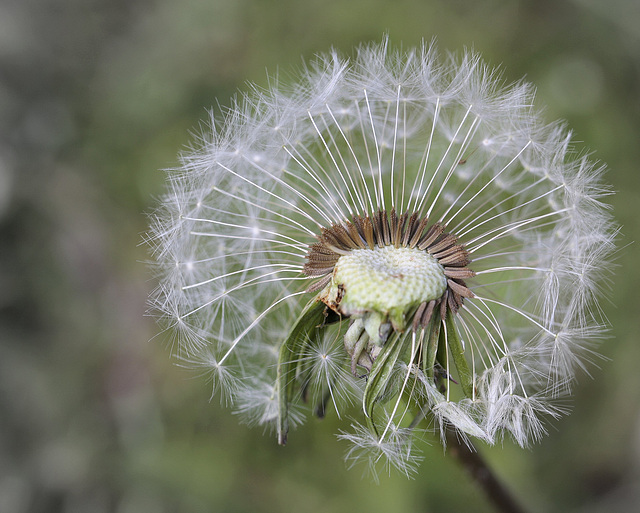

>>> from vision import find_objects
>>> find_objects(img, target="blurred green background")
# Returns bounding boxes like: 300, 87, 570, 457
1, 0, 639, 511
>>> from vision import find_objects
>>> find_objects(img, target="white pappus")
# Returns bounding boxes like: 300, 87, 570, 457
148, 38, 616, 476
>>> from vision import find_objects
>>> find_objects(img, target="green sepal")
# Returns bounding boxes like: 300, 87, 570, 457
423, 313, 441, 380
435, 320, 448, 392
276, 298, 327, 445
444, 310, 474, 399
362, 330, 410, 435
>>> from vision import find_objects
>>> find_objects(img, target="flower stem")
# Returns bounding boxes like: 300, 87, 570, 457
445, 430, 529, 513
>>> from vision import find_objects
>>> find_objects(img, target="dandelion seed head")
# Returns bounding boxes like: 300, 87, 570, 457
148, 38, 616, 475
328, 246, 447, 316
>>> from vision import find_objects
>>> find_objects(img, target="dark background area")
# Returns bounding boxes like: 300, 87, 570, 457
1, 0, 639, 511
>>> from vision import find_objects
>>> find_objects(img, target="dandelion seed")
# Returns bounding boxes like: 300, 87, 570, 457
148, 38, 616, 473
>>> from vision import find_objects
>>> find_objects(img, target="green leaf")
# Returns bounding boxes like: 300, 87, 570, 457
276, 298, 327, 445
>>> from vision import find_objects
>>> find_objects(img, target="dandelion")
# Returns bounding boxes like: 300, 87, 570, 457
148, 39, 615, 481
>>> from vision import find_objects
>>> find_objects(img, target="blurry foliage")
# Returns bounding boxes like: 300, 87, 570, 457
0, 0, 639, 512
